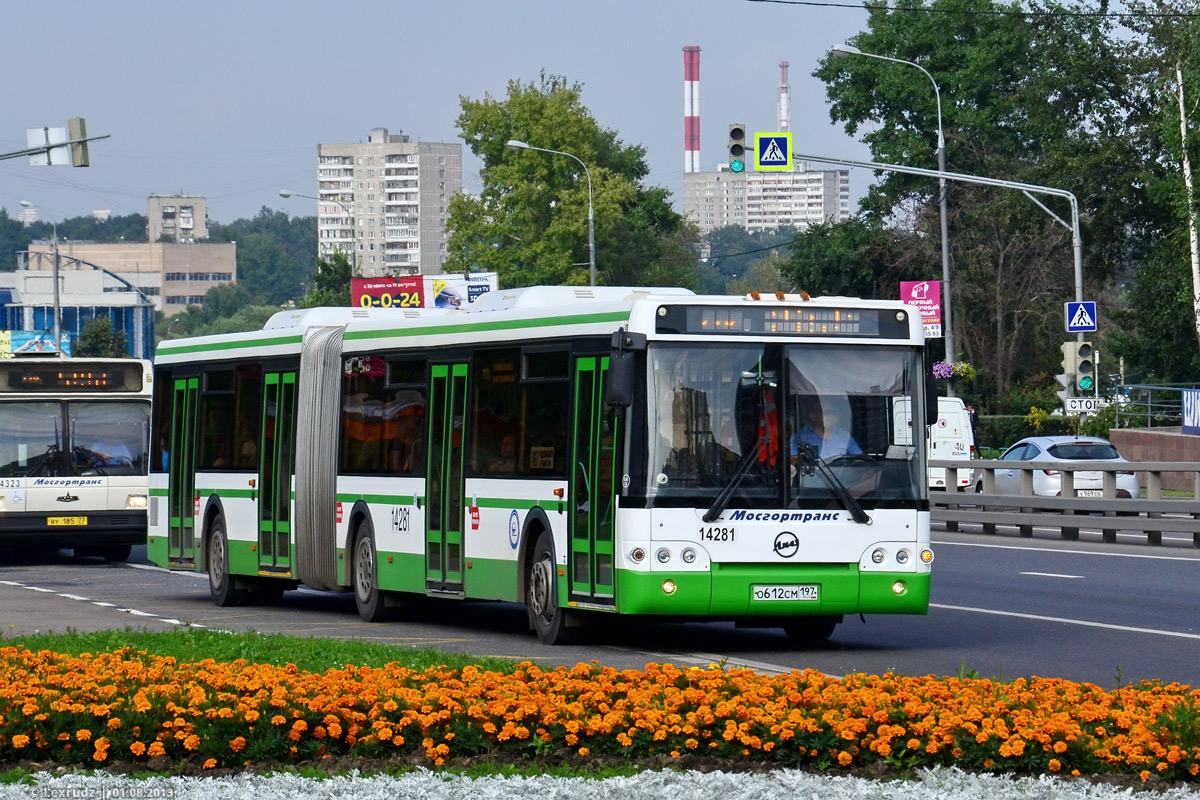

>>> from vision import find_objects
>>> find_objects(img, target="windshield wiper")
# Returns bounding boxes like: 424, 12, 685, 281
702, 439, 765, 523
794, 443, 872, 525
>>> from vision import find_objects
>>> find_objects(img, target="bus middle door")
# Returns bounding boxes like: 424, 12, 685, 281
256, 371, 297, 576
568, 356, 617, 606
425, 363, 467, 594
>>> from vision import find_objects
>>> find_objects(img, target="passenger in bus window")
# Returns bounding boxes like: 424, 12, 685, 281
238, 440, 258, 468
388, 391, 425, 474
488, 433, 517, 473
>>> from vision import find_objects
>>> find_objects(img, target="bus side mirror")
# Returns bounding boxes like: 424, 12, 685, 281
925, 371, 939, 427
605, 328, 646, 408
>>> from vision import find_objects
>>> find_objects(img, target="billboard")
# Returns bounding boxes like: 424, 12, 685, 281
352, 273, 498, 310
900, 280, 942, 339
0, 330, 72, 358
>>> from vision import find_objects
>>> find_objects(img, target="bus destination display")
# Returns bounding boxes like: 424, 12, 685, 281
0, 363, 142, 392
656, 306, 906, 338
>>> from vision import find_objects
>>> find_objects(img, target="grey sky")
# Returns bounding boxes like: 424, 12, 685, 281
0, 0, 876, 226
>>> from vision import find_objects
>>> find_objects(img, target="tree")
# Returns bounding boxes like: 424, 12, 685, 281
815, 0, 1136, 394
781, 216, 907, 299
445, 71, 699, 288
209, 208, 317, 304
74, 316, 128, 358
298, 251, 353, 308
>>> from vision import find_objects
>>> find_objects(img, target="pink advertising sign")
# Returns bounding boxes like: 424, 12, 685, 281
900, 280, 942, 338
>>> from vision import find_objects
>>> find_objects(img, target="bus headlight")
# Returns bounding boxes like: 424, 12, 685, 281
892, 580, 907, 595
126, 495, 148, 509
656, 548, 671, 564
871, 548, 886, 564
681, 547, 697, 564
630, 547, 646, 563
896, 549, 910, 565
661, 580, 677, 595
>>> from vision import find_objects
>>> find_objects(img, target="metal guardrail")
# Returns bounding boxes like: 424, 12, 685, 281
928, 458, 1200, 546
1112, 383, 1198, 428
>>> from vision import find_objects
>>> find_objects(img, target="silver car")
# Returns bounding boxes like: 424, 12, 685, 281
974, 435, 1140, 498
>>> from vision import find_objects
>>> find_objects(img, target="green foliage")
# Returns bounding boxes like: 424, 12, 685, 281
0, 208, 32, 272
781, 216, 907, 299
73, 316, 128, 358
157, 283, 278, 342
701, 225, 798, 294
445, 71, 699, 288
299, 251, 353, 308
209, 208, 318, 305
975, 414, 1074, 450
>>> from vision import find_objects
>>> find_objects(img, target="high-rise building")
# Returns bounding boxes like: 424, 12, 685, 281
315, 128, 462, 277
683, 165, 850, 235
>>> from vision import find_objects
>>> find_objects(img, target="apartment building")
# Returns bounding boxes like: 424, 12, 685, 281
313, 128, 462, 277
148, 195, 207, 243
683, 164, 851, 235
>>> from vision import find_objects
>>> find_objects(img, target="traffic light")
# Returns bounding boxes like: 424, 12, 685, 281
1073, 341, 1095, 392
67, 117, 89, 167
728, 124, 747, 173
1055, 341, 1075, 402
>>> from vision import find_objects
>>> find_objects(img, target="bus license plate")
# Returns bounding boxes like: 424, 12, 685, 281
47, 516, 88, 526
753, 584, 818, 602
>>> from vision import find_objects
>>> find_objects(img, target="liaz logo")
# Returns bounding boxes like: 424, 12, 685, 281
56, 493, 79, 503
773, 531, 799, 558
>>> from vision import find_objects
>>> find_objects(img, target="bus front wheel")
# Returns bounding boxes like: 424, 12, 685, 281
526, 531, 576, 645
208, 516, 247, 607
353, 523, 395, 622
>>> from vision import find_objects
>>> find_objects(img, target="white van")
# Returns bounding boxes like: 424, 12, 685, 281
892, 396, 976, 490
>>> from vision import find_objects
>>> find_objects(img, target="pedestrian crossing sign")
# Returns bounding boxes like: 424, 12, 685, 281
1065, 300, 1097, 333
754, 132, 793, 172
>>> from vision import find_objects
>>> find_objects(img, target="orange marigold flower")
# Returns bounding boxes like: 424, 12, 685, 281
57, 733, 70, 742
838, 751, 853, 767
1140, 771, 1151, 782
147, 742, 166, 758
11, 735, 29, 749
272, 715, 287, 726
184, 735, 201, 751
1049, 759, 1062, 772
203, 758, 217, 769
129, 742, 146, 757
107, 718, 121, 731
579, 747, 590, 756
229, 736, 247, 753
76, 729, 92, 742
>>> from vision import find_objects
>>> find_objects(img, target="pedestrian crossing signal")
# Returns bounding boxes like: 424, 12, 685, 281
728, 124, 746, 173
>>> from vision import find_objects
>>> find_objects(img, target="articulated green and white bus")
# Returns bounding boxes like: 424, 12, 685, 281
149, 287, 934, 644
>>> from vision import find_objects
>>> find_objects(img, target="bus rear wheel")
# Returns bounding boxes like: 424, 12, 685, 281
526, 531, 576, 645
208, 516, 247, 607
783, 617, 839, 644
353, 524, 396, 622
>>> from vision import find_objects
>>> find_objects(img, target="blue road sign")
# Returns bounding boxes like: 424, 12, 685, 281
1065, 300, 1097, 333
754, 132, 792, 171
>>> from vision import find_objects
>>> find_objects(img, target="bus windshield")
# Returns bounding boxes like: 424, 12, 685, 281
645, 343, 926, 509
0, 401, 150, 478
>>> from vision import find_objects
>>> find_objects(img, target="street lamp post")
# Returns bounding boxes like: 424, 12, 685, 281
279, 190, 357, 274
19, 201, 62, 354
505, 139, 596, 287
832, 44, 954, 384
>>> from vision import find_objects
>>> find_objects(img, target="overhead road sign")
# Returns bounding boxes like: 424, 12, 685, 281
754, 132, 792, 171
1065, 300, 1097, 333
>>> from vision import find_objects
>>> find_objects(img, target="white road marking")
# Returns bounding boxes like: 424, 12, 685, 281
934, 539, 1200, 562
933, 603, 1200, 640
59, 594, 90, 601
1020, 572, 1084, 579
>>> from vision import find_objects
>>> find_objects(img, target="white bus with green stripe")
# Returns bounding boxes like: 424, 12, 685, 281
149, 286, 934, 644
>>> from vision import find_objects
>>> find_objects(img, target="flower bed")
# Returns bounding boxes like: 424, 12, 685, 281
1, 645, 1198, 783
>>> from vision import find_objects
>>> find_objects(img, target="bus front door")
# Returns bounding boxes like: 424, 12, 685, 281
257, 372, 297, 575
167, 377, 199, 566
568, 356, 617, 606
425, 363, 467, 593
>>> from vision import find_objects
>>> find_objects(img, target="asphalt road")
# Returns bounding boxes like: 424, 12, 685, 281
2, 523, 1198, 687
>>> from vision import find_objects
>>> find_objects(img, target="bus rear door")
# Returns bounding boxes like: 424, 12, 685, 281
257, 371, 297, 575
167, 377, 199, 566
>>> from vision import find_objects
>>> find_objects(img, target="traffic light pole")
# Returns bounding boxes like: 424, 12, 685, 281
793, 150, 1085, 341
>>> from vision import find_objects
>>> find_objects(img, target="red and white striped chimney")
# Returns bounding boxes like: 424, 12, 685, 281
683, 45, 701, 173
778, 61, 790, 132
